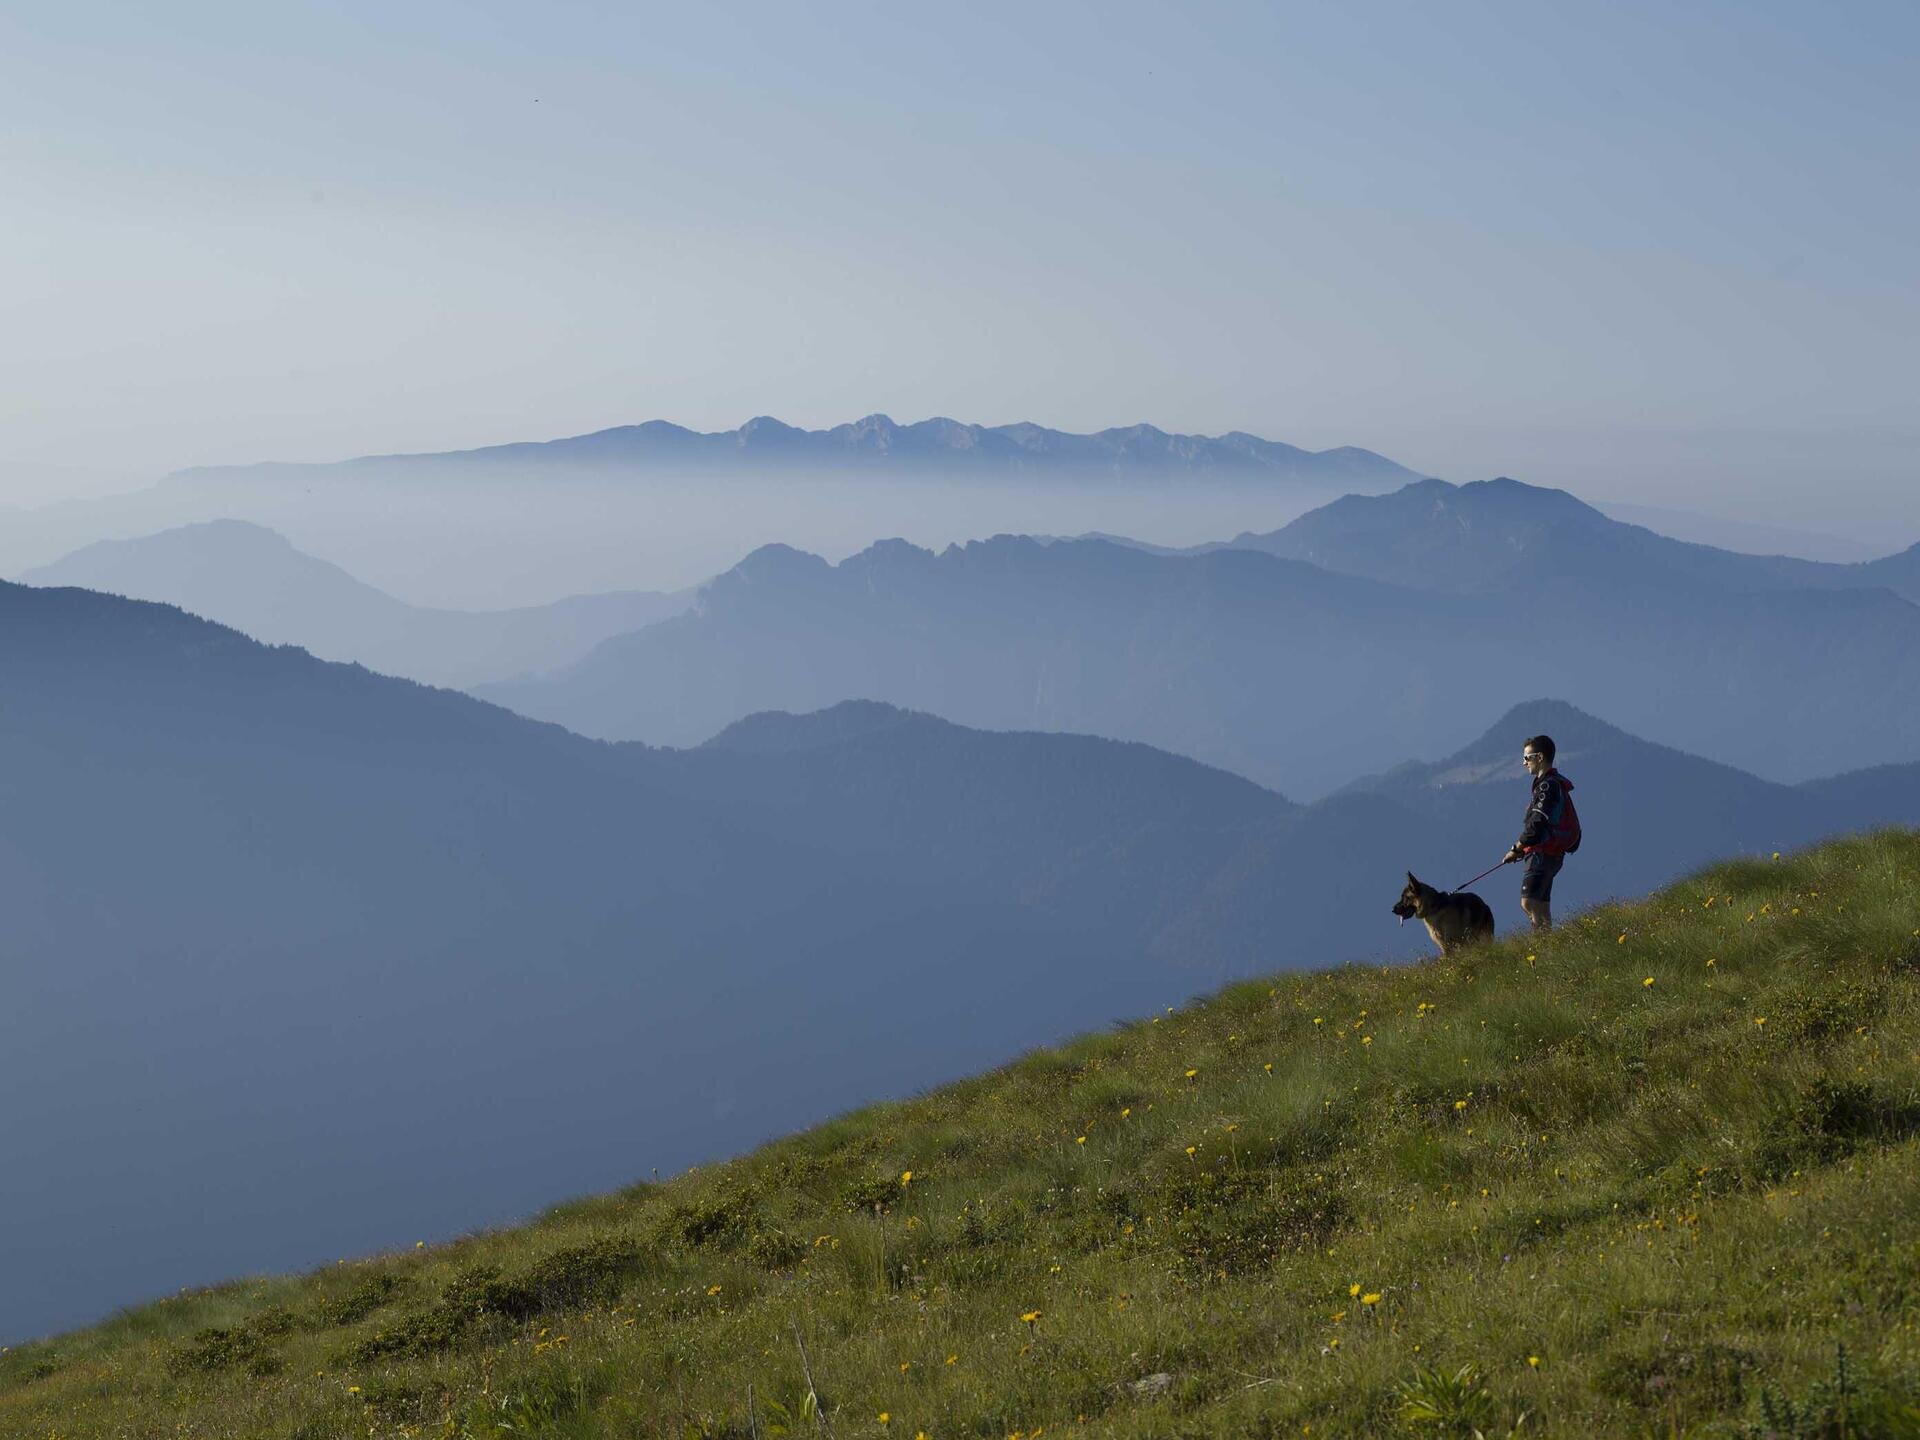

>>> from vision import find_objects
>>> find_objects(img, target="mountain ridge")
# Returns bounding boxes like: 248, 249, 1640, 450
165, 414, 1429, 489
1214, 475, 1920, 600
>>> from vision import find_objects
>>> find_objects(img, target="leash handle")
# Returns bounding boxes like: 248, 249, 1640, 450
1453, 856, 1512, 892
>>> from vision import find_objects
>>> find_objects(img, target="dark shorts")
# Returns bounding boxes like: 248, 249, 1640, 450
1521, 851, 1564, 902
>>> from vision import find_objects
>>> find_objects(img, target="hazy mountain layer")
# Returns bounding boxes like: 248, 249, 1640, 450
5, 579, 1915, 1342
481, 527, 1920, 794
21, 520, 689, 686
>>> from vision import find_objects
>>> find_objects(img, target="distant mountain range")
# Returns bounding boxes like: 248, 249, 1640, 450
20, 520, 688, 687
168, 414, 1428, 489
7, 575, 1918, 1342
0, 418, 1431, 606
481, 479, 1920, 795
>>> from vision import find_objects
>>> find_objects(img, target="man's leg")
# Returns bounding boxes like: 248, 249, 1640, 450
1520, 853, 1559, 931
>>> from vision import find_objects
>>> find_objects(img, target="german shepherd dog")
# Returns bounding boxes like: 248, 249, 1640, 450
1392, 872, 1495, 957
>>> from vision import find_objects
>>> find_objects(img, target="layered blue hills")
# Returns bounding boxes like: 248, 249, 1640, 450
482, 477, 1920, 795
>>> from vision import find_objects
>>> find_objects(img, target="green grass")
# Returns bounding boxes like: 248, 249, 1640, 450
7, 831, 1920, 1439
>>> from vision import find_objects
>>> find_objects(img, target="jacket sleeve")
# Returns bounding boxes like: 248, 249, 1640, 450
1517, 775, 1561, 850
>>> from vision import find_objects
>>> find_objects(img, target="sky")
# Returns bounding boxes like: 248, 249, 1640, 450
2, 0, 1915, 536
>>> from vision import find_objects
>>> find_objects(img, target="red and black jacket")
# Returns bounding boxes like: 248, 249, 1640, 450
1517, 769, 1579, 856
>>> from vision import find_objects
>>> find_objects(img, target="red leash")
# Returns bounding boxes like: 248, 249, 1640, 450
1453, 856, 1514, 892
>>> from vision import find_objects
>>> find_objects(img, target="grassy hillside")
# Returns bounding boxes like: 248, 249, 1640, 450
7, 832, 1919, 1439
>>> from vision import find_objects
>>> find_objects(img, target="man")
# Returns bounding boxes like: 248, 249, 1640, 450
1503, 734, 1579, 931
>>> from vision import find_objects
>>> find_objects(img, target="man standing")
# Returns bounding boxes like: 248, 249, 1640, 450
1503, 734, 1579, 931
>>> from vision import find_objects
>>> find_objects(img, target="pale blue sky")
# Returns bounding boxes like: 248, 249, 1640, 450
3, 1, 1914, 532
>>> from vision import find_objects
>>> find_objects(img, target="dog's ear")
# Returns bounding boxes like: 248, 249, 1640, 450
1406, 871, 1417, 884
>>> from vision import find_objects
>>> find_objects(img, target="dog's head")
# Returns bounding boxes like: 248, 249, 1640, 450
1392, 871, 1436, 922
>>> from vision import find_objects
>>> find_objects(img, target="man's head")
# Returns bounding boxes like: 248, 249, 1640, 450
1522, 734, 1556, 777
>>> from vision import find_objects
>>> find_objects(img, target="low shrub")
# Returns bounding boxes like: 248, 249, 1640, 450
313, 1272, 405, 1328
841, 1172, 904, 1214
671, 1187, 759, 1249
746, 1229, 806, 1270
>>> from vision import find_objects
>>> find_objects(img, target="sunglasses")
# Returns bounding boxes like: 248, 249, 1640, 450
1522, 753, 1543, 764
